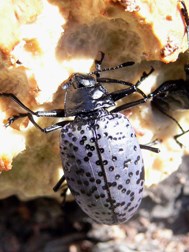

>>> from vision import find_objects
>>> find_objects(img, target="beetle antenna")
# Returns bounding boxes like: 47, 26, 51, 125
93, 51, 105, 78
99, 61, 135, 72
91, 51, 135, 77
91, 61, 135, 76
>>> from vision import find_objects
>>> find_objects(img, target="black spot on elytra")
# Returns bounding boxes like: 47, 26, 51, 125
80, 129, 85, 134
126, 179, 130, 184
96, 179, 101, 184
128, 172, 133, 177
118, 185, 123, 190
73, 146, 78, 152
115, 174, 120, 180
83, 180, 89, 186
121, 188, 126, 193
86, 172, 91, 177
87, 152, 93, 157
97, 171, 103, 177
109, 166, 114, 171
84, 156, 89, 162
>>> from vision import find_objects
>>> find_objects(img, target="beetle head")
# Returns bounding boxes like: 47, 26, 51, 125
63, 73, 96, 90
63, 73, 115, 117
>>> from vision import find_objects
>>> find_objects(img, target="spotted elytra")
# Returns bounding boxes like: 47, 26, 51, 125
0, 52, 159, 225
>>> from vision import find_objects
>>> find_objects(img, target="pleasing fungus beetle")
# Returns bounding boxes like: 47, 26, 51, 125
148, 1, 189, 147
0, 53, 159, 225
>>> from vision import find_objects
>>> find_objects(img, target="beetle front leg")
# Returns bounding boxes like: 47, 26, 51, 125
4, 109, 66, 128
109, 67, 154, 102
0, 93, 36, 114
5, 113, 30, 127
4, 110, 71, 133
1, 92, 66, 124
111, 97, 147, 113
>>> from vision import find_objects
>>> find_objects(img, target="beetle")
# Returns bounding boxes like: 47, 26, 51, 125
0, 52, 159, 225
148, 0, 189, 147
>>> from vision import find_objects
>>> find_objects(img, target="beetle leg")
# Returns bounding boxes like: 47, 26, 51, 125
42, 120, 72, 133
98, 77, 133, 87
151, 101, 185, 133
27, 115, 72, 133
0, 92, 65, 119
140, 138, 160, 153
108, 68, 154, 102
53, 175, 66, 192
5, 111, 71, 133
151, 101, 187, 147
0, 93, 36, 115
61, 187, 68, 206
4, 109, 66, 127
53, 175, 68, 204
111, 97, 147, 113
110, 86, 147, 102
34, 109, 65, 117
5, 113, 30, 127
135, 67, 154, 88
174, 129, 189, 147
98, 77, 147, 100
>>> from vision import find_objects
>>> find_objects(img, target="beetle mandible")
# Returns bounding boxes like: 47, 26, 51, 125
0, 53, 158, 225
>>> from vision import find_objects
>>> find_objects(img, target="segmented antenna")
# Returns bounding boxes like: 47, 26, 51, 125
91, 51, 135, 77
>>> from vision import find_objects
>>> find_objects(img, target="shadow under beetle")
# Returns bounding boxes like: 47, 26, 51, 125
0, 52, 159, 225
148, 1, 189, 148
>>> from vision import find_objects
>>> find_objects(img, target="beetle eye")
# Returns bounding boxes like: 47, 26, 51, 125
62, 82, 70, 90
79, 79, 95, 87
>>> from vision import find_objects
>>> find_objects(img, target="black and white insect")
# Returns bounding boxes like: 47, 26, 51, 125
0, 53, 158, 225
148, 0, 189, 147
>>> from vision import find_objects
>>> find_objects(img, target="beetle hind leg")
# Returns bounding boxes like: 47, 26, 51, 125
53, 175, 69, 205
174, 129, 189, 148
53, 175, 66, 192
